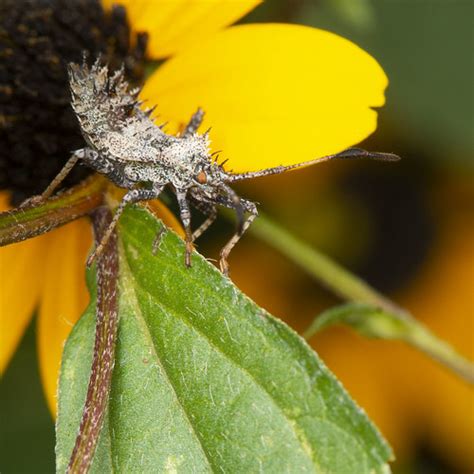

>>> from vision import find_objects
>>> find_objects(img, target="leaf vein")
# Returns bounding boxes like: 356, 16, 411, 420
122, 243, 320, 471
120, 251, 216, 473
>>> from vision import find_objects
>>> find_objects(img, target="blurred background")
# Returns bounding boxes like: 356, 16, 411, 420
2, 1, 473, 473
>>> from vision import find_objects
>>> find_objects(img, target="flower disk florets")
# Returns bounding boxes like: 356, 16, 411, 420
0, 0, 147, 204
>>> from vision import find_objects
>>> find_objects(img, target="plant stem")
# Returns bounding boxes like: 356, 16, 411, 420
404, 319, 474, 383
303, 303, 474, 383
0, 176, 105, 246
67, 207, 119, 474
250, 213, 474, 384
250, 212, 404, 315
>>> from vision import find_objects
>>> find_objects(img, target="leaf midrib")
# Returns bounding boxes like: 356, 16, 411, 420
119, 246, 216, 473
122, 224, 323, 471
121, 209, 388, 472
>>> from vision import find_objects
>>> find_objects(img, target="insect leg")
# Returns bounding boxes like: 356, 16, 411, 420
219, 203, 258, 276
42, 148, 99, 199
151, 226, 167, 255
18, 149, 87, 208
181, 108, 204, 137
219, 184, 244, 235
87, 185, 163, 266
190, 200, 218, 241
176, 190, 193, 267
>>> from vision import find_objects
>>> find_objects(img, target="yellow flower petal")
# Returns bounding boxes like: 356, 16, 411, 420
0, 192, 8, 209
37, 219, 92, 415
0, 236, 47, 373
143, 24, 388, 172
0, 191, 46, 373
102, 0, 261, 58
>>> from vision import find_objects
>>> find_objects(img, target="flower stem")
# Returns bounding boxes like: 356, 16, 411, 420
250, 212, 403, 315
67, 207, 119, 474
249, 213, 474, 384
303, 303, 474, 383
0, 176, 105, 246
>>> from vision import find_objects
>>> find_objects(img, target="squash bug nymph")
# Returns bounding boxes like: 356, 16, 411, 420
38, 58, 399, 275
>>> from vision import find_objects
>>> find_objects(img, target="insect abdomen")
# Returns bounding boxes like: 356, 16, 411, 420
68, 60, 167, 161
68, 60, 138, 139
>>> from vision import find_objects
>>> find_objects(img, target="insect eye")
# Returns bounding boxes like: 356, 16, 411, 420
196, 171, 208, 184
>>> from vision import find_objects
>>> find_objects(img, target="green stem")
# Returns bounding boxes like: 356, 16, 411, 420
250, 212, 404, 315
248, 213, 474, 384
408, 323, 474, 383
0, 176, 105, 246
303, 303, 474, 383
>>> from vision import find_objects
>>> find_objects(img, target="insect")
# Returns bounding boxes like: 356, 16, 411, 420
38, 59, 399, 275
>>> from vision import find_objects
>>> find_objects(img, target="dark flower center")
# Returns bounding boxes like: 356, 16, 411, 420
0, 0, 148, 205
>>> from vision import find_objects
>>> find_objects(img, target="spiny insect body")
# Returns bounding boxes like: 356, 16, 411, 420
40, 59, 399, 274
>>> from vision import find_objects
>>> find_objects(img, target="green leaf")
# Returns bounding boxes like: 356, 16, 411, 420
57, 205, 392, 473
304, 303, 474, 383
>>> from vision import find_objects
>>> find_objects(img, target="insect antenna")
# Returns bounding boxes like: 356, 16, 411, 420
227, 148, 400, 182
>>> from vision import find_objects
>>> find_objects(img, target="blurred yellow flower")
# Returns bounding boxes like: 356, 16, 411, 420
316, 195, 474, 470
0, 0, 388, 416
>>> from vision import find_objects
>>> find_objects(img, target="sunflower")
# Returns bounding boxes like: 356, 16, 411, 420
0, 0, 388, 416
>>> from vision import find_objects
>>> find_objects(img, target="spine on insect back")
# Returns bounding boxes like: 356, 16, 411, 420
67, 59, 158, 150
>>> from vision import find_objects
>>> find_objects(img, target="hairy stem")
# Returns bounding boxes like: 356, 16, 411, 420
67, 207, 119, 474
0, 176, 105, 246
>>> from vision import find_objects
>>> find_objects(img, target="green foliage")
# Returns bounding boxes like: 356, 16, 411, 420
56, 206, 392, 473
304, 303, 474, 383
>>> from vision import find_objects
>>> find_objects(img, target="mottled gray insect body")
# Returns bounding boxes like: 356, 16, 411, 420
40, 59, 399, 274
